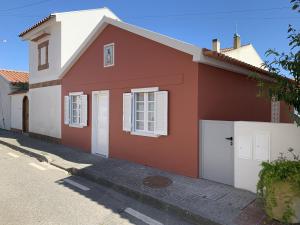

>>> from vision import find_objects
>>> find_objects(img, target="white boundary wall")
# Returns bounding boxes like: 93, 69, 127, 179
234, 121, 300, 193
29, 85, 61, 138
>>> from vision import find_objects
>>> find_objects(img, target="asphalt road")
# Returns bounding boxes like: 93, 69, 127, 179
0, 144, 196, 225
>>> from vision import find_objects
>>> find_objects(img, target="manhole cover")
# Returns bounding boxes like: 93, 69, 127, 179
143, 176, 172, 188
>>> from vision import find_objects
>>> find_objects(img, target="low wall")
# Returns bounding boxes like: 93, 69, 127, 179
234, 121, 300, 193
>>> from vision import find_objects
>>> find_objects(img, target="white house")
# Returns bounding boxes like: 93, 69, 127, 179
18, 8, 120, 141
0, 69, 29, 131
212, 34, 265, 69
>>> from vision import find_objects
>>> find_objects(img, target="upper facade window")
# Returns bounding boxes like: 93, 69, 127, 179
104, 43, 114, 67
38, 40, 49, 71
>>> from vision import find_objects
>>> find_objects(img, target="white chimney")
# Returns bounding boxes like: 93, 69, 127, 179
212, 39, 220, 52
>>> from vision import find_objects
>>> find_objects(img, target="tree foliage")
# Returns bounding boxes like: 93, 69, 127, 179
258, 0, 300, 125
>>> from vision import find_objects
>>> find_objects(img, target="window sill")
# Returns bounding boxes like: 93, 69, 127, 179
130, 131, 159, 138
104, 64, 114, 68
69, 124, 84, 128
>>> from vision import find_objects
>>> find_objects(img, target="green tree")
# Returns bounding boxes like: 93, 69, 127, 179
258, 0, 300, 125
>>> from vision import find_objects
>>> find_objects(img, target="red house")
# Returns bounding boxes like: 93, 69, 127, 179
59, 17, 291, 178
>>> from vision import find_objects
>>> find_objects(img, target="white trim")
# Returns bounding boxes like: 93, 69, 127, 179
58, 17, 202, 79
103, 43, 115, 67
130, 131, 159, 138
69, 124, 83, 128
131, 91, 158, 137
68, 92, 84, 127
131, 87, 159, 93
69, 91, 83, 96
58, 16, 268, 80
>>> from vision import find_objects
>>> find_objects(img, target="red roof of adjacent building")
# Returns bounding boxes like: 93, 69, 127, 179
0, 69, 29, 83
202, 48, 270, 76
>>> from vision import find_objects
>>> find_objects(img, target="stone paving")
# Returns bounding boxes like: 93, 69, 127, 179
0, 129, 281, 225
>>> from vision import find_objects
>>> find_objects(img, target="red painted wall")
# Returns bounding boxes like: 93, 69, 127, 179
198, 63, 293, 123
62, 25, 200, 177
199, 64, 268, 121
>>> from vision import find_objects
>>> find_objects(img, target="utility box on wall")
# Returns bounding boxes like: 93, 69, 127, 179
234, 121, 300, 193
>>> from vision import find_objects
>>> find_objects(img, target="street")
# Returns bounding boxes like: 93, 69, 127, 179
0, 145, 195, 225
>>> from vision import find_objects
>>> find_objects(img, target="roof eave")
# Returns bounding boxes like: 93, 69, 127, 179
19, 15, 55, 39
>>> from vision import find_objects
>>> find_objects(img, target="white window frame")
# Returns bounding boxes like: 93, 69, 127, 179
131, 87, 159, 137
69, 92, 84, 128
104, 43, 115, 67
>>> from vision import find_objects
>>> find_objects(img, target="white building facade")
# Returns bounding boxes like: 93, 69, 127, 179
19, 8, 120, 141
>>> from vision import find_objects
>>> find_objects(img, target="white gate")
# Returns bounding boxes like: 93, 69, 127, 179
200, 120, 234, 185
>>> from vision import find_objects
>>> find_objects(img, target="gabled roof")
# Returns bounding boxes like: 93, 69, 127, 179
0, 69, 29, 83
19, 15, 54, 37
202, 49, 269, 76
19, 8, 120, 38
59, 16, 202, 78
59, 16, 269, 79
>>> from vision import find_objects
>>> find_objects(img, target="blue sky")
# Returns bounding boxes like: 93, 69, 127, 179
0, 0, 299, 71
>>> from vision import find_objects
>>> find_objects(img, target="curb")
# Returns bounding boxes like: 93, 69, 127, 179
0, 140, 219, 225
76, 168, 219, 225
0, 140, 50, 163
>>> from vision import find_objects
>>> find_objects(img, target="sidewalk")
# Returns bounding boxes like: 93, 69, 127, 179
0, 129, 278, 225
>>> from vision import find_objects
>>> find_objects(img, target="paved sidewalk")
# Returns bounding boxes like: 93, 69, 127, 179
0, 129, 271, 225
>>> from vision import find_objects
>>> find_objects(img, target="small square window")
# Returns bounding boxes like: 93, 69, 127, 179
104, 43, 114, 67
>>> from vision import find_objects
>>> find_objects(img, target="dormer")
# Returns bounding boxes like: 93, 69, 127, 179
19, 8, 120, 84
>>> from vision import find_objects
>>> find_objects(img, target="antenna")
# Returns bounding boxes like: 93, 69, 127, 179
235, 23, 238, 35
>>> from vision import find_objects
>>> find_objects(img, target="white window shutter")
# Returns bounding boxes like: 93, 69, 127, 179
80, 95, 88, 127
123, 93, 132, 132
154, 91, 168, 136
64, 96, 70, 125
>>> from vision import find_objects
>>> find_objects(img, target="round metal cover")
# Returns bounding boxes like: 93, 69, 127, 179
143, 176, 172, 188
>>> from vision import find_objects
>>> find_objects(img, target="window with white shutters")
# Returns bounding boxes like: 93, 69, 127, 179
122, 88, 168, 137
64, 92, 88, 128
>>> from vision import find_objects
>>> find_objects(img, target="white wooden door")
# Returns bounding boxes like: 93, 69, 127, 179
201, 120, 234, 185
92, 91, 109, 157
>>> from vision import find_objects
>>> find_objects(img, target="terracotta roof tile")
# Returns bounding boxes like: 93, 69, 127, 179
0, 69, 29, 83
19, 15, 54, 37
202, 48, 270, 76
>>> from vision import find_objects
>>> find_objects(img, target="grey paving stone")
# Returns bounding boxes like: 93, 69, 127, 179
0, 129, 257, 225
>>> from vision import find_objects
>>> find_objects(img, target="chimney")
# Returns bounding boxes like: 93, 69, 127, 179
233, 33, 241, 49
212, 39, 220, 52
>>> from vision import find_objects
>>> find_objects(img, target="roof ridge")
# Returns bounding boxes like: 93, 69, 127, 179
220, 43, 251, 52
53, 7, 110, 15
0, 68, 29, 74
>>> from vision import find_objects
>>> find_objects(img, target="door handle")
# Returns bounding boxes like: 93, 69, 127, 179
225, 137, 233, 146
